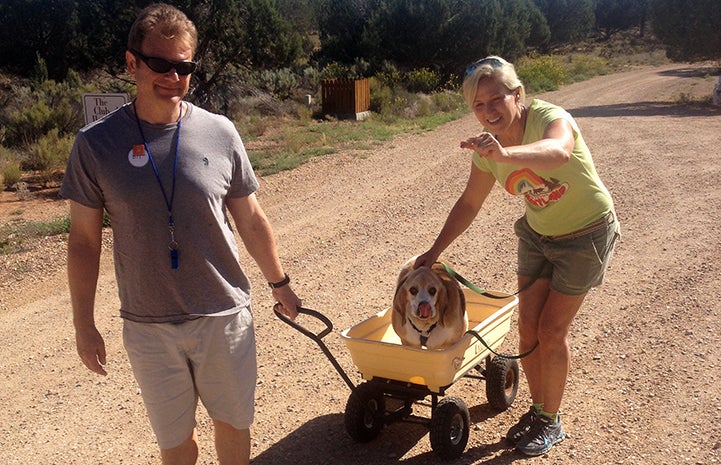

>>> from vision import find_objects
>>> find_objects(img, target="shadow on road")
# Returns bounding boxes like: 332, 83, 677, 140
567, 100, 719, 118
251, 403, 530, 465
657, 66, 720, 79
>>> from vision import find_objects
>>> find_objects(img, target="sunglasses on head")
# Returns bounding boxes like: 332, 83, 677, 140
130, 49, 197, 76
465, 57, 503, 75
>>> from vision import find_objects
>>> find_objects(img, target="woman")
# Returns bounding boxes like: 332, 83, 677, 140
414, 56, 619, 456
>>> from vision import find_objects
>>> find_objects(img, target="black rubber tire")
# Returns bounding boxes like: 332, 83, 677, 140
429, 396, 470, 460
344, 382, 385, 442
485, 355, 519, 411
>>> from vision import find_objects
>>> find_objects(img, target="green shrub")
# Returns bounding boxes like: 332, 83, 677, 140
236, 115, 268, 139
320, 58, 371, 80
26, 128, 74, 185
301, 66, 321, 88
404, 68, 442, 93
374, 62, 403, 90
258, 68, 299, 100
369, 77, 394, 113
2, 160, 22, 189
0, 215, 72, 255
517, 54, 567, 93
282, 128, 306, 153
7, 101, 54, 146
431, 91, 466, 113
3, 77, 86, 148
296, 103, 313, 125
567, 55, 608, 82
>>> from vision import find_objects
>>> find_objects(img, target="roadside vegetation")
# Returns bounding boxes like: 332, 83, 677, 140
0, 31, 671, 255
2, 0, 719, 254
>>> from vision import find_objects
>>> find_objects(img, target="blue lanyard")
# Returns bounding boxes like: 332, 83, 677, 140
133, 102, 183, 269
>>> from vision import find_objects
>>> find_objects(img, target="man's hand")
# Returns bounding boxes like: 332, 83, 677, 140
272, 286, 301, 321
75, 325, 107, 376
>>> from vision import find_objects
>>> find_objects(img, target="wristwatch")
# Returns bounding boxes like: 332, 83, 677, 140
268, 273, 290, 289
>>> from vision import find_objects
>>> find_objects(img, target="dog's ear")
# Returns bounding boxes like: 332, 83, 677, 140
432, 263, 463, 326
397, 259, 415, 285
393, 259, 420, 324
393, 265, 415, 324
437, 281, 451, 326
392, 280, 408, 324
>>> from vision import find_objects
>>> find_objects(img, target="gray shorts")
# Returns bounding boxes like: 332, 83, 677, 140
514, 212, 620, 296
123, 308, 256, 449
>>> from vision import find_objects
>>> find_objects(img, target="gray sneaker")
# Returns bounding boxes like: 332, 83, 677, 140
505, 406, 538, 445
515, 414, 565, 456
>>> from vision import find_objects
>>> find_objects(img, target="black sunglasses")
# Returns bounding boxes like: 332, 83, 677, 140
130, 49, 197, 76
465, 57, 503, 75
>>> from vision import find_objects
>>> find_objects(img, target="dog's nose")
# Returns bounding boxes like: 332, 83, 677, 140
417, 301, 432, 318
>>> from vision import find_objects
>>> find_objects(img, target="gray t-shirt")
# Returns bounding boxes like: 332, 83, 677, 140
61, 102, 259, 323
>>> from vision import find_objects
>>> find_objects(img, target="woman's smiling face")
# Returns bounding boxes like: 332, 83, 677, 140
471, 77, 521, 135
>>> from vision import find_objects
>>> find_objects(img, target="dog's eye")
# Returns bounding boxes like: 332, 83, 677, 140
429, 287, 437, 296
409, 287, 418, 295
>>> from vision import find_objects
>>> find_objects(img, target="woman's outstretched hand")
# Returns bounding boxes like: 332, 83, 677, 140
413, 251, 438, 269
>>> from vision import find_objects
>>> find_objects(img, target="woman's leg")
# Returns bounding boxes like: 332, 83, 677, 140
516, 275, 551, 406
534, 289, 586, 414
515, 285, 586, 455
517, 274, 586, 413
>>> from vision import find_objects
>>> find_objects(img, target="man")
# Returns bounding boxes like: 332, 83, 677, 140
60, 4, 300, 464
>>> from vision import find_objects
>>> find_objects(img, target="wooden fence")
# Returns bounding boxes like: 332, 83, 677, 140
321, 78, 370, 118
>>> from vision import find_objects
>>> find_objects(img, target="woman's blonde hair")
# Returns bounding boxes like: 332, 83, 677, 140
462, 56, 525, 108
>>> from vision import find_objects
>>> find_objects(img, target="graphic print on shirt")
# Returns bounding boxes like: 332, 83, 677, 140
128, 144, 149, 167
505, 168, 568, 207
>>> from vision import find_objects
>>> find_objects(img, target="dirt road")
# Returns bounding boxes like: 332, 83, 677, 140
1, 62, 719, 465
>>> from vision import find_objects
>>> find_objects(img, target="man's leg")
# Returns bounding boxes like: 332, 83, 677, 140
214, 420, 250, 465
161, 430, 198, 465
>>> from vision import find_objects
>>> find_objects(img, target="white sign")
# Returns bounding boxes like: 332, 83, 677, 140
83, 93, 130, 125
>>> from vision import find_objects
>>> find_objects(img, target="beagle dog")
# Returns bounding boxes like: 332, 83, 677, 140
391, 258, 468, 350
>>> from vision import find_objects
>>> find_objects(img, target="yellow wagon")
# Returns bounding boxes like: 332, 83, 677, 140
275, 288, 520, 460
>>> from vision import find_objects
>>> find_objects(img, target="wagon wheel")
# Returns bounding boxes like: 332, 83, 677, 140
429, 396, 470, 460
485, 355, 519, 411
344, 382, 385, 442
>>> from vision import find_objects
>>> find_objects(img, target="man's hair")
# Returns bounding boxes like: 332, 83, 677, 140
127, 3, 198, 54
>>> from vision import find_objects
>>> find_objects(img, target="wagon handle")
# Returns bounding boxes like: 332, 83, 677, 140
273, 304, 356, 391
274, 304, 334, 339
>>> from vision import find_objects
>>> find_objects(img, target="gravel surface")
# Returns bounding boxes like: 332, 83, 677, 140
1, 62, 720, 465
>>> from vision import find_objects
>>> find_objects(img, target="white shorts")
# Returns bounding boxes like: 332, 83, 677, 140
123, 308, 256, 449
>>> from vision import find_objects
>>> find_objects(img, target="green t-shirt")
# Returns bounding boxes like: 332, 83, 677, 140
472, 98, 613, 236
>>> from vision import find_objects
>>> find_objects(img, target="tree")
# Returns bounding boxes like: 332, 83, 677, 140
437, 0, 504, 69
316, 0, 547, 78
440, 0, 544, 67
74, 0, 145, 75
526, 3, 552, 50
495, 0, 550, 59
182, 0, 304, 106
315, 0, 381, 65
534, 0, 595, 44
0, 0, 305, 110
595, 0, 648, 39
650, 0, 721, 62
276, 0, 322, 32
361, 0, 454, 70
0, 0, 84, 80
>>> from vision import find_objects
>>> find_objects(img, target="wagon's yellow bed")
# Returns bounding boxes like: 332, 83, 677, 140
340, 289, 518, 393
